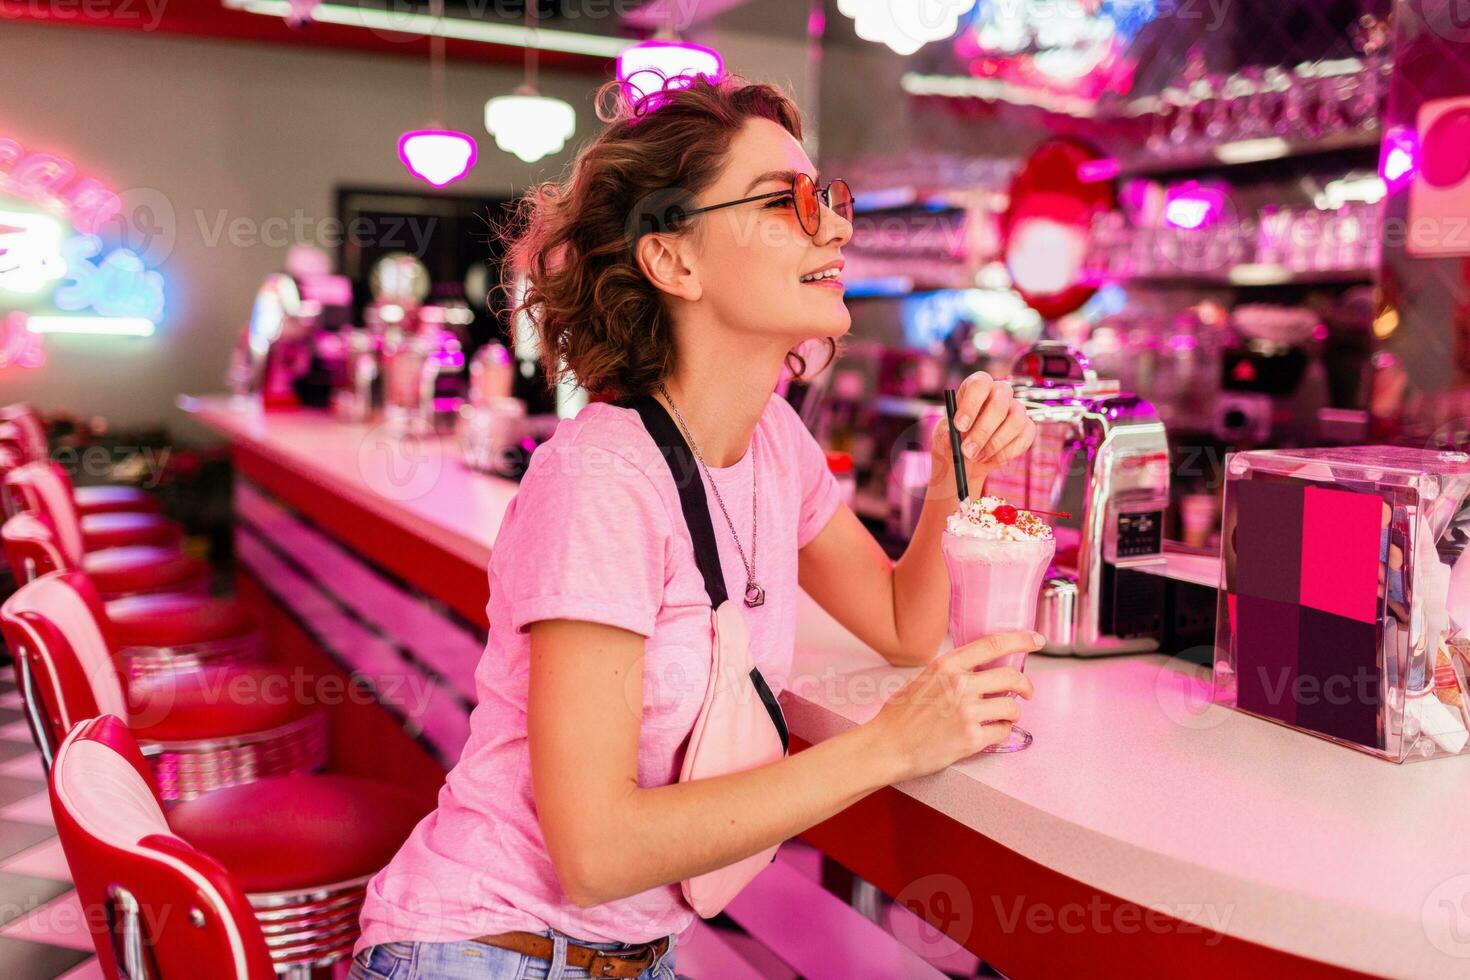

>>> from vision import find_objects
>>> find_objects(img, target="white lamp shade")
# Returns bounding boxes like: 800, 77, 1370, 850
484, 95, 576, 163
617, 40, 724, 103
837, 0, 977, 55
397, 130, 478, 187
1005, 217, 1089, 297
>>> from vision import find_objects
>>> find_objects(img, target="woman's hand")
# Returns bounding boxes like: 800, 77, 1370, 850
929, 371, 1037, 490
866, 630, 1041, 782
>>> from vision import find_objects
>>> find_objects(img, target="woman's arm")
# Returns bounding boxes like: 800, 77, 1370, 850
528, 616, 1034, 907
799, 374, 1036, 667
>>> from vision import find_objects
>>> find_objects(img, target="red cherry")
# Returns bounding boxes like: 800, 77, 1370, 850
994, 504, 1019, 525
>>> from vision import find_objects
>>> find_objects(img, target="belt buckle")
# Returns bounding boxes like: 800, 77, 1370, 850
591, 943, 655, 977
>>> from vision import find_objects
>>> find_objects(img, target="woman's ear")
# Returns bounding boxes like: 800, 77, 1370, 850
635, 233, 702, 303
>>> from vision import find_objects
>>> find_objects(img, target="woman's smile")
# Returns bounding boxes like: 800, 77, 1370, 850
798, 259, 845, 290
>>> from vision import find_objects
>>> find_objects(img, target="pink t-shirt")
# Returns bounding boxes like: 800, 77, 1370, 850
356, 392, 842, 952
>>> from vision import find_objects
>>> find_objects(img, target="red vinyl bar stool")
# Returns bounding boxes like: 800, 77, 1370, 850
0, 423, 26, 469
1, 514, 267, 682
0, 405, 47, 464
0, 440, 19, 590
0, 572, 326, 801
1, 404, 161, 515
106, 591, 269, 683
53, 463, 175, 546
0, 429, 30, 529
50, 716, 279, 979
5, 461, 181, 552
2, 468, 208, 599
53, 715, 428, 978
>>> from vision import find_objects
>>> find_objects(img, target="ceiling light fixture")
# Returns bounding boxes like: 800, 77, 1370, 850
483, 3, 575, 164
837, 0, 977, 56
398, 0, 476, 186
398, 130, 479, 187
616, 39, 723, 105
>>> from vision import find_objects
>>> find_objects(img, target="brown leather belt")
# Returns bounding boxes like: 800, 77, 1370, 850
470, 930, 670, 978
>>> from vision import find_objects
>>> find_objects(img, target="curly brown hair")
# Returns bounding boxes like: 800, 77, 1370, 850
501, 73, 838, 400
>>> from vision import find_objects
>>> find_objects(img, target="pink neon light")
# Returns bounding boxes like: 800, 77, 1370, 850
0, 312, 45, 370
0, 138, 122, 234
1381, 126, 1419, 192
397, 130, 478, 188
616, 40, 724, 105
1162, 182, 1226, 230
1077, 158, 1120, 183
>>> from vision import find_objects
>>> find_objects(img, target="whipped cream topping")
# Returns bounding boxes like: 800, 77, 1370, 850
946, 495, 1054, 542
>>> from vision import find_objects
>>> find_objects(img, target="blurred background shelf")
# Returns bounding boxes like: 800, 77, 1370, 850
1109, 130, 1383, 180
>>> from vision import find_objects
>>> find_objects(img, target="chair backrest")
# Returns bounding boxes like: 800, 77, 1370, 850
51, 716, 275, 980
2, 513, 75, 584
0, 572, 128, 758
3, 462, 84, 565
0, 405, 47, 465
0, 431, 26, 518
0, 425, 22, 465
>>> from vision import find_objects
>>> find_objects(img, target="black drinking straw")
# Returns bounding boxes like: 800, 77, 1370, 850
944, 388, 968, 504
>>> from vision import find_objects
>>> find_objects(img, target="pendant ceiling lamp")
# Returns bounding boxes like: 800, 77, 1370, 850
617, 1, 722, 108
484, 3, 576, 164
837, 0, 977, 56
398, 130, 479, 187
398, 0, 477, 187
617, 39, 724, 105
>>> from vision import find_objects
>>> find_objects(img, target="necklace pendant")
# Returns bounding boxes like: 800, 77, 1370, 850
744, 582, 765, 608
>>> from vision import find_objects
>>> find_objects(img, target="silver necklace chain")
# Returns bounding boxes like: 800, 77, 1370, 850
656, 381, 764, 608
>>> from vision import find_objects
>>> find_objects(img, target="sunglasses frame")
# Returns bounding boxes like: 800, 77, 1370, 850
665, 173, 853, 237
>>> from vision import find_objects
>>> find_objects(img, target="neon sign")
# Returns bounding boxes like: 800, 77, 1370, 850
957, 0, 1156, 99
27, 315, 154, 337
0, 136, 166, 356
0, 140, 121, 234
0, 311, 44, 369
55, 235, 165, 321
0, 210, 66, 295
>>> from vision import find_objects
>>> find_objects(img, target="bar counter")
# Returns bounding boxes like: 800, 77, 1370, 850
180, 395, 1470, 980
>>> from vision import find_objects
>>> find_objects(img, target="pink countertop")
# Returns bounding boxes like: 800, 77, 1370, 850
180, 395, 512, 571
789, 604, 1470, 977
183, 395, 1470, 977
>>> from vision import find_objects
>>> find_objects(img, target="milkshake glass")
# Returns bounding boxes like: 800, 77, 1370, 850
943, 495, 1056, 753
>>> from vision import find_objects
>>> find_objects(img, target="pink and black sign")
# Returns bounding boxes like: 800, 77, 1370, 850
1228, 479, 1391, 749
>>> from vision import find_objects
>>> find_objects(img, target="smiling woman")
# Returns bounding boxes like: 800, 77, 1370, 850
349, 70, 1040, 980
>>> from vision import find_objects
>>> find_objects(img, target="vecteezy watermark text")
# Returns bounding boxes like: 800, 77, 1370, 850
993, 894, 1235, 945
0, 0, 167, 30
194, 209, 438, 254
51, 445, 172, 490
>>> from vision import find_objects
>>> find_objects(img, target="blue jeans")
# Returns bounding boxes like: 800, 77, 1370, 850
348, 929, 679, 980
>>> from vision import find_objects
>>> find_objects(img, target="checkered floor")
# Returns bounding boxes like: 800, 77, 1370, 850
0, 673, 101, 980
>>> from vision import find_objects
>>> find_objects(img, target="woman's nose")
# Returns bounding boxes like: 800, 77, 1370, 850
816, 203, 853, 247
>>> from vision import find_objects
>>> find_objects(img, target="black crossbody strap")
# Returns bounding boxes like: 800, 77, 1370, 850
619, 393, 789, 756
619, 394, 728, 607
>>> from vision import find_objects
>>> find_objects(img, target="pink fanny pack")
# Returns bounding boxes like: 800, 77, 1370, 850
625, 395, 789, 918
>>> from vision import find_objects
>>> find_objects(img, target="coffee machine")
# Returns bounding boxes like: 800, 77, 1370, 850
989, 342, 1172, 656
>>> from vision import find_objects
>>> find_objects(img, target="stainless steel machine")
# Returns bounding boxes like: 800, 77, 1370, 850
992, 342, 1173, 656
